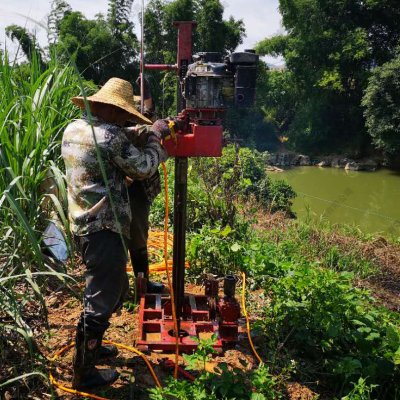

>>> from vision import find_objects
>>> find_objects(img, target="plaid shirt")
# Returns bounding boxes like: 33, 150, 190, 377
62, 114, 167, 239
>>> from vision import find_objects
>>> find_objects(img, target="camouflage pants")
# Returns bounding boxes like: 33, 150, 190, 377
76, 230, 129, 333
76, 182, 151, 332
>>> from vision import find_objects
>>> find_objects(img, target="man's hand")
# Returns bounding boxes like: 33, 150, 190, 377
167, 117, 185, 132
136, 76, 151, 101
149, 120, 171, 141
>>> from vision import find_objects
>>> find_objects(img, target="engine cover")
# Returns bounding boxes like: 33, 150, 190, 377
183, 62, 235, 109
183, 51, 259, 111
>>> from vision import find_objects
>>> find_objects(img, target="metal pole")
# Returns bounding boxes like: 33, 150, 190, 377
172, 157, 188, 332
172, 22, 197, 334
140, 0, 145, 114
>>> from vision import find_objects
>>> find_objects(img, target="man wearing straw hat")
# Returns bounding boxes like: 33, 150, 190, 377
128, 76, 169, 295
62, 77, 171, 389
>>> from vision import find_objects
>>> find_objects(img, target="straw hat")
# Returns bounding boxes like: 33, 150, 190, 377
72, 78, 152, 125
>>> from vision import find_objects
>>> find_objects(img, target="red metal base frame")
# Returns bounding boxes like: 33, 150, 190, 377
136, 293, 239, 354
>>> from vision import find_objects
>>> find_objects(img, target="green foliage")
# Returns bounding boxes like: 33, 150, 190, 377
0, 48, 87, 383
341, 378, 378, 400
262, 264, 400, 381
46, 0, 139, 84
48, 0, 72, 44
187, 222, 274, 279
149, 337, 286, 399
194, 0, 246, 56
183, 334, 217, 374
255, 177, 296, 212
187, 214, 400, 396
193, 145, 294, 227
148, 376, 216, 400
255, 0, 400, 156
259, 69, 298, 146
151, 146, 295, 235
5, 25, 46, 69
362, 51, 400, 159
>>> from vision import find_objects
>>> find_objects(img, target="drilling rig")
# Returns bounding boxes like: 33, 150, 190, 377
136, 21, 259, 353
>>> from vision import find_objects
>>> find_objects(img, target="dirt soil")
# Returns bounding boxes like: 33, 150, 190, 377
30, 267, 329, 400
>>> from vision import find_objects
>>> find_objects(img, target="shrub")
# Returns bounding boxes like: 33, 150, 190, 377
260, 263, 400, 393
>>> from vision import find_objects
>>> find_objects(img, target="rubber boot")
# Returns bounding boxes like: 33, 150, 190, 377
99, 344, 118, 361
72, 325, 119, 389
130, 247, 166, 294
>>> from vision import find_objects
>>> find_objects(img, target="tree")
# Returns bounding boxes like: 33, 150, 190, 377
107, 0, 134, 37
195, 0, 245, 56
5, 25, 47, 72
260, 69, 298, 150
256, 0, 400, 156
49, 0, 139, 84
47, 0, 72, 45
363, 51, 400, 160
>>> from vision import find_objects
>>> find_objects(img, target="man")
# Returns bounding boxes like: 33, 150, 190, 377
62, 78, 171, 389
128, 77, 167, 294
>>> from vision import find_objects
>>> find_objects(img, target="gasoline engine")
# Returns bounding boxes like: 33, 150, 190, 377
184, 51, 259, 113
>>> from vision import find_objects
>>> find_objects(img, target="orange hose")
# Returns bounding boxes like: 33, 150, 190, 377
161, 162, 180, 379
242, 272, 263, 365
48, 340, 161, 400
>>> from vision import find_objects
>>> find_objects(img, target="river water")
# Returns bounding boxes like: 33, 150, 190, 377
269, 167, 400, 237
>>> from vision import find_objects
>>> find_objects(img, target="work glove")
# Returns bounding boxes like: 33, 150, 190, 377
136, 76, 151, 101
149, 120, 171, 141
167, 116, 185, 132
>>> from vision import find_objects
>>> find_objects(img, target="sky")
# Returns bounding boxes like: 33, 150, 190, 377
0, 0, 284, 65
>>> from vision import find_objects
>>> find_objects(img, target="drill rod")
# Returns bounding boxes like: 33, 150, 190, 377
172, 156, 188, 333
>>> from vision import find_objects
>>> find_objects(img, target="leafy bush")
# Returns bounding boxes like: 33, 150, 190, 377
255, 178, 297, 212
150, 145, 296, 232
363, 50, 400, 160
187, 222, 263, 279
149, 336, 286, 400
341, 378, 378, 400
260, 263, 400, 393
187, 219, 400, 397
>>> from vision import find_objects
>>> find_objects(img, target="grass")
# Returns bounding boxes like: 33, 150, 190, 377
0, 49, 85, 392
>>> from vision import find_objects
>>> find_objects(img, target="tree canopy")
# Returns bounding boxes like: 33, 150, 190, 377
363, 51, 400, 161
51, 0, 139, 84
256, 0, 400, 156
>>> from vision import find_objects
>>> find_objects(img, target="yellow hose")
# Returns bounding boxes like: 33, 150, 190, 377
49, 340, 162, 400
242, 272, 263, 365
161, 162, 180, 379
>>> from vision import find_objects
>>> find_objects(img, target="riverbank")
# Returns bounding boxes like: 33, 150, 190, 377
269, 152, 384, 171
186, 208, 400, 398
255, 211, 400, 312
